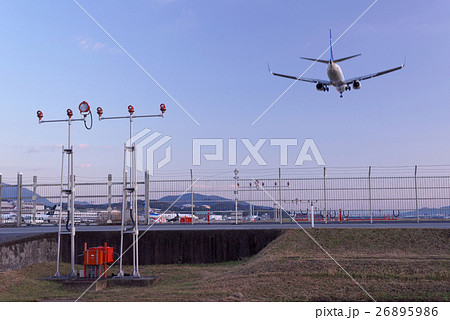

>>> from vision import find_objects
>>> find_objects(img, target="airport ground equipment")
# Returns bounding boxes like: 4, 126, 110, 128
97, 103, 166, 278
37, 101, 94, 278
84, 242, 114, 279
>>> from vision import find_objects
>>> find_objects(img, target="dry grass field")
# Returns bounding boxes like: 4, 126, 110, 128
0, 228, 448, 302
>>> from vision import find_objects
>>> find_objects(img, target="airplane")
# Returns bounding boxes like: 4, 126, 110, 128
167, 213, 180, 223
269, 29, 405, 97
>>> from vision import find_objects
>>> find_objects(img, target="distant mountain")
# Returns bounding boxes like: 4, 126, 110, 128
159, 193, 230, 205
400, 206, 450, 219
1, 183, 55, 207
158, 193, 273, 212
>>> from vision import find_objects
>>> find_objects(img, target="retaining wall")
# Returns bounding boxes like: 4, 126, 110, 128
0, 229, 282, 271
0, 233, 58, 271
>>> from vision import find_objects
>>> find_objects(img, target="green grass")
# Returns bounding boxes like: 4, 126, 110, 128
0, 228, 448, 301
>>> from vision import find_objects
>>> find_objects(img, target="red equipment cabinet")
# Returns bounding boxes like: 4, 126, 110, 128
84, 242, 114, 279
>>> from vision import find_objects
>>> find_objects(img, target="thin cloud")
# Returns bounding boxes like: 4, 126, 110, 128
76, 36, 109, 52
78, 163, 92, 168
78, 143, 90, 149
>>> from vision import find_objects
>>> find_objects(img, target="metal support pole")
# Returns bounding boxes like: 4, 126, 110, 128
190, 169, 194, 224
144, 171, 150, 225
369, 166, 372, 224
131, 143, 140, 278
32, 176, 38, 225
234, 169, 239, 225
16, 172, 22, 227
107, 174, 112, 224
278, 168, 282, 224
323, 167, 327, 224
55, 147, 65, 277
118, 150, 127, 278
69, 152, 76, 278
310, 201, 315, 228
414, 165, 419, 223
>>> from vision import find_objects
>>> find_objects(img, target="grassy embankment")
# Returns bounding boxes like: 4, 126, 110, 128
0, 228, 448, 301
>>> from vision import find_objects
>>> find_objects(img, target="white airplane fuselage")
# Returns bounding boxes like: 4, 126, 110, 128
327, 61, 345, 94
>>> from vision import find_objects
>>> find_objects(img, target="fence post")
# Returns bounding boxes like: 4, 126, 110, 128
414, 165, 419, 223
0, 174, 2, 219
32, 176, 38, 225
369, 166, 372, 224
144, 171, 150, 225
248, 182, 252, 221
107, 174, 112, 224
190, 169, 194, 224
323, 167, 327, 224
234, 169, 239, 225
16, 172, 22, 227
279, 168, 282, 224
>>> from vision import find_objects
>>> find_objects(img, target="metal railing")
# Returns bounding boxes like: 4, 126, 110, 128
1, 166, 449, 226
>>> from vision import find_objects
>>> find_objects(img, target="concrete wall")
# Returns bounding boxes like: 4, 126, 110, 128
62, 229, 282, 265
0, 233, 58, 272
0, 229, 281, 271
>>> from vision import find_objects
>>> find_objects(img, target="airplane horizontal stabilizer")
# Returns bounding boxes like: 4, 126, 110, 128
333, 54, 361, 63
300, 57, 329, 64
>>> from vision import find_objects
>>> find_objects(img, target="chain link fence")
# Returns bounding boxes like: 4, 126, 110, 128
1, 166, 449, 226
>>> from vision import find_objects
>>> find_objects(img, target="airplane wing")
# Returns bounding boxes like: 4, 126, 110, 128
269, 66, 331, 85
344, 63, 405, 84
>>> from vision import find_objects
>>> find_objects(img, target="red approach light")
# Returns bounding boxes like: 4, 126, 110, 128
79, 101, 90, 114
160, 103, 166, 114
128, 105, 135, 115
37, 110, 43, 121
237, 183, 240, 187
96, 107, 103, 117
67, 108, 73, 118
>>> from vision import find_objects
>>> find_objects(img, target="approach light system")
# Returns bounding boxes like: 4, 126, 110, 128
78, 101, 91, 115
97, 103, 166, 121
96, 107, 103, 118
36, 100, 94, 130
160, 103, 166, 115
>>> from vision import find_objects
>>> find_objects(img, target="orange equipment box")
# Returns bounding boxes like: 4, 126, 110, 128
88, 246, 113, 264
84, 242, 114, 278
87, 248, 104, 265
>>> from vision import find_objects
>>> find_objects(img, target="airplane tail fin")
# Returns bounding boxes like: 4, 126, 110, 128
329, 28, 334, 61
300, 29, 361, 64
328, 29, 361, 63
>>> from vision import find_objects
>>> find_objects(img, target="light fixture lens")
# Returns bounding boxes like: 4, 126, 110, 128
79, 101, 90, 113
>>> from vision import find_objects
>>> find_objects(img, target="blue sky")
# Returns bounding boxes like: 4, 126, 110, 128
1, 0, 449, 180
